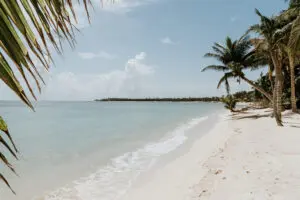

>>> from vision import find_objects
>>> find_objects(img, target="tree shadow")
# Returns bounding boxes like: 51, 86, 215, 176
289, 125, 300, 128
232, 113, 272, 120
283, 121, 300, 128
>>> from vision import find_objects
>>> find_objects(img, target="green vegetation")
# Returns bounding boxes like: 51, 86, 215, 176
202, 0, 300, 125
0, 0, 92, 193
202, 36, 272, 101
220, 96, 238, 112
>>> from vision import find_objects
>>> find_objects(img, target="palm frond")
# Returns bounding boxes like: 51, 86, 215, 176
246, 24, 261, 35
0, 173, 15, 194
201, 65, 228, 72
213, 42, 227, 51
225, 37, 233, 49
274, 22, 293, 43
288, 16, 300, 50
0, 0, 106, 193
287, 0, 300, 8
0, 0, 94, 109
212, 46, 225, 56
217, 72, 234, 94
203, 53, 225, 63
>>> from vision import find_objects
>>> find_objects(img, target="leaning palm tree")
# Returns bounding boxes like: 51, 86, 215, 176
0, 0, 99, 193
202, 36, 273, 102
247, 9, 289, 126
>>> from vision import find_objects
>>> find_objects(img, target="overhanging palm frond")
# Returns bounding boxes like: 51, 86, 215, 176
0, 0, 95, 109
0, 174, 15, 194
0, 0, 106, 193
0, 117, 18, 194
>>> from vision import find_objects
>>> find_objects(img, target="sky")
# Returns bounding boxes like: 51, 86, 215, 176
0, 0, 288, 101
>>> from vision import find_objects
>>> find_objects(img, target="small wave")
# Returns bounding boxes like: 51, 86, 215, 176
39, 116, 208, 200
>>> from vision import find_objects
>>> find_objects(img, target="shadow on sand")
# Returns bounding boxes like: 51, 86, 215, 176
229, 109, 300, 128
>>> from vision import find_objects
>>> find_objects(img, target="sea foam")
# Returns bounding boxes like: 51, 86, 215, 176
40, 116, 208, 200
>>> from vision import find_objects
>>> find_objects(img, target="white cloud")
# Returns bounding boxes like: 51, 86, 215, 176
160, 37, 177, 45
78, 51, 116, 60
99, 0, 157, 14
70, 0, 158, 29
41, 52, 155, 100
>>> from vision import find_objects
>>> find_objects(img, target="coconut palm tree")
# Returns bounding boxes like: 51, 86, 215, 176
279, 3, 300, 112
247, 9, 289, 126
202, 36, 273, 101
0, 0, 97, 193
250, 38, 275, 93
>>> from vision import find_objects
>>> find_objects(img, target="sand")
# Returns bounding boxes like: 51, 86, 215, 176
122, 108, 300, 200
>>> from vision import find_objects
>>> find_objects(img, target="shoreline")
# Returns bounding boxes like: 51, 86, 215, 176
122, 108, 300, 200
122, 110, 232, 200
35, 107, 222, 200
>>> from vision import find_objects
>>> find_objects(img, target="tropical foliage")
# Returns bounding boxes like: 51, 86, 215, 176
203, 0, 300, 126
0, 0, 93, 193
202, 36, 272, 101
220, 95, 238, 112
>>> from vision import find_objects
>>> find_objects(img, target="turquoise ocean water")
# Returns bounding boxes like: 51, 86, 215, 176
0, 101, 223, 200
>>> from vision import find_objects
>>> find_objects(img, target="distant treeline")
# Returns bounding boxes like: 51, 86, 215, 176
96, 97, 221, 102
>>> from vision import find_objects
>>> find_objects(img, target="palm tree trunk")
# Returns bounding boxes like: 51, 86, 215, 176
240, 76, 273, 102
270, 51, 283, 126
276, 69, 283, 121
288, 51, 298, 113
268, 63, 274, 93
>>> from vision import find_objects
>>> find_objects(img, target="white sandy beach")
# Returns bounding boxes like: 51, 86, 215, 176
122, 108, 300, 200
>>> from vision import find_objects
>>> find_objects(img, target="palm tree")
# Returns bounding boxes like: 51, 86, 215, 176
202, 36, 273, 101
279, 3, 300, 112
247, 9, 288, 126
0, 0, 96, 192
288, 0, 300, 7
250, 38, 275, 93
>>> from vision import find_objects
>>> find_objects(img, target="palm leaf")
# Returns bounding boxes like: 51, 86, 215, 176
213, 42, 227, 51
0, 173, 16, 194
0, 0, 110, 193
288, 16, 300, 50
204, 53, 225, 63
217, 72, 234, 94
201, 65, 228, 72
0, 0, 96, 109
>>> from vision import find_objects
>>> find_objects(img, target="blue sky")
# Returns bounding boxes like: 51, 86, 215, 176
1, 0, 288, 100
